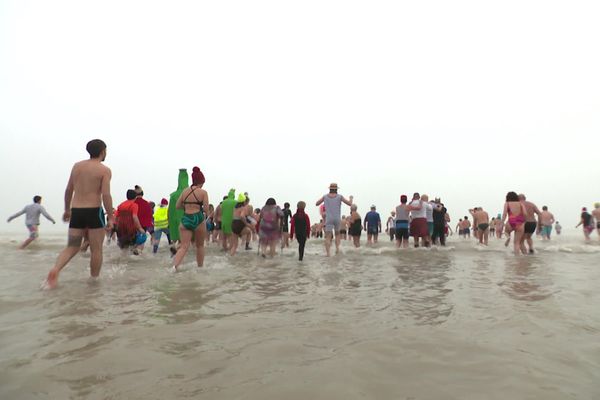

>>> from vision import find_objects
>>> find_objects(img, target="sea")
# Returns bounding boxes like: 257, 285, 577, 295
1, 231, 599, 399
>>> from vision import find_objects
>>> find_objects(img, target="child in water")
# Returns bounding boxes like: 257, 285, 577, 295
290, 201, 311, 261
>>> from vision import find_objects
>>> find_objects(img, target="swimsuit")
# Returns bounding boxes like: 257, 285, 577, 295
70, 208, 106, 229
349, 218, 362, 237
478, 223, 490, 231
181, 212, 204, 230
231, 218, 246, 236
524, 221, 537, 234
180, 187, 205, 230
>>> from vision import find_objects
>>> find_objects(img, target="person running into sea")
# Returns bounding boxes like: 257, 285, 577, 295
576, 207, 595, 242
472, 207, 490, 245
340, 216, 348, 241
495, 214, 504, 238
280, 202, 292, 249
172, 167, 209, 271
133, 186, 154, 254
490, 218, 496, 238
364, 205, 381, 245
315, 183, 353, 256
431, 199, 447, 246
258, 198, 284, 257
462, 217, 472, 239
395, 195, 410, 248
501, 191, 528, 255
230, 193, 253, 256
7, 195, 56, 249
593, 203, 600, 239
455, 219, 463, 238
152, 198, 171, 253
406, 193, 430, 248
115, 189, 146, 251
348, 204, 362, 248
386, 211, 396, 242
45, 139, 114, 289
555, 221, 562, 235
539, 206, 555, 241
422, 195, 435, 242
290, 201, 311, 261
518, 194, 542, 253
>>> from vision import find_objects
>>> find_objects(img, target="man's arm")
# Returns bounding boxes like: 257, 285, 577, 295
315, 196, 324, 207
101, 168, 114, 226
63, 168, 75, 221
341, 196, 353, 206
7, 208, 26, 222
41, 206, 56, 224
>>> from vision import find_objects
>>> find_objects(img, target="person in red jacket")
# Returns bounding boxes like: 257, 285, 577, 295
290, 201, 311, 261
134, 185, 154, 253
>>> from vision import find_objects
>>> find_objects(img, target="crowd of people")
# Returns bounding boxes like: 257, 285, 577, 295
5, 140, 600, 288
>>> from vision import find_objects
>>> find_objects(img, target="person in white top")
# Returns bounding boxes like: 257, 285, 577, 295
7, 195, 56, 249
405, 193, 431, 247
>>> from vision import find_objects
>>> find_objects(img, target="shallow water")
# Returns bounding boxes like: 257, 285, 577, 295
1, 232, 599, 399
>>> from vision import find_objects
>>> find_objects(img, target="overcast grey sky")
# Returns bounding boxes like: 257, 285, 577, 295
1, 0, 599, 232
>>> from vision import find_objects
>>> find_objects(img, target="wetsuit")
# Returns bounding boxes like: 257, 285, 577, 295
291, 210, 311, 261
432, 206, 447, 246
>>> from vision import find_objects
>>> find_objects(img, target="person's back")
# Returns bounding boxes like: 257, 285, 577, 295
365, 211, 380, 230
154, 205, 169, 229
71, 159, 109, 208
135, 197, 153, 230
323, 194, 342, 221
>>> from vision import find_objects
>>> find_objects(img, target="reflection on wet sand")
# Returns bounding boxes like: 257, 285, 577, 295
501, 257, 556, 302
391, 252, 454, 325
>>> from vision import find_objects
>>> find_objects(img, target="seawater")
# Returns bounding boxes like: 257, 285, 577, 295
1, 232, 599, 399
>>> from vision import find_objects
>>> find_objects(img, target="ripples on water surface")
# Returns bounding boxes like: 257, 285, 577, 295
0, 233, 599, 399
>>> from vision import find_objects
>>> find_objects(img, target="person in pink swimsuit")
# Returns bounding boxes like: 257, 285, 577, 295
502, 191, 528, 255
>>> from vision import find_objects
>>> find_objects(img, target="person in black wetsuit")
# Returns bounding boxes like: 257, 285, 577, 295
431, 199, 447, 246
280, 202, 292, 249
290, 201, 311, 261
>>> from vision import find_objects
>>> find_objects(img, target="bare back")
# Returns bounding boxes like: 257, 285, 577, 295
70, 160, 111, 208
523, 201, 540, 222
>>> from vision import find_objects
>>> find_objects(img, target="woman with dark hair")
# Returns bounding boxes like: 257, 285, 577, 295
172, 167, 209, 270
348, 204, 363, 248
501, 191, 527, 255
258, 198, 284, 257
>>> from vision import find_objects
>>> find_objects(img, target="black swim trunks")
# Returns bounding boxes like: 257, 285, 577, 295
231, 219, 245, 236
69, 208, 106, 229
524, 221, 537, 234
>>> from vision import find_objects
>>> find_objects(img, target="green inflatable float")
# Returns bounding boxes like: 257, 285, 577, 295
220, 189, 237, 235
168, 168, 189, 242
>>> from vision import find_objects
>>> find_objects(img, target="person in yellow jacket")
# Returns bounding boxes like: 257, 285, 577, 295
153, 198, 171, 253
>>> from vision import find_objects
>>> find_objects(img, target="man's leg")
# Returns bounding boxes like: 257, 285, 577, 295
87, 228, 105, 278
324, 230, 332, 256
45, 229, 85, 288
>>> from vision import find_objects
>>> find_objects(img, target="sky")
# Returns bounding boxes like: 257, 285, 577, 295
1, 0, 599, 233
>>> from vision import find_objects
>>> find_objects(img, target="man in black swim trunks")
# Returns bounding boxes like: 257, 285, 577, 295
45, 139, 114, 289
518, 194, 542, 254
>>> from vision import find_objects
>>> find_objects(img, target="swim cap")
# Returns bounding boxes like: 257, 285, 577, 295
161, 198, 168, 206
237, 193, 246, 203
191, 167, 205, 185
